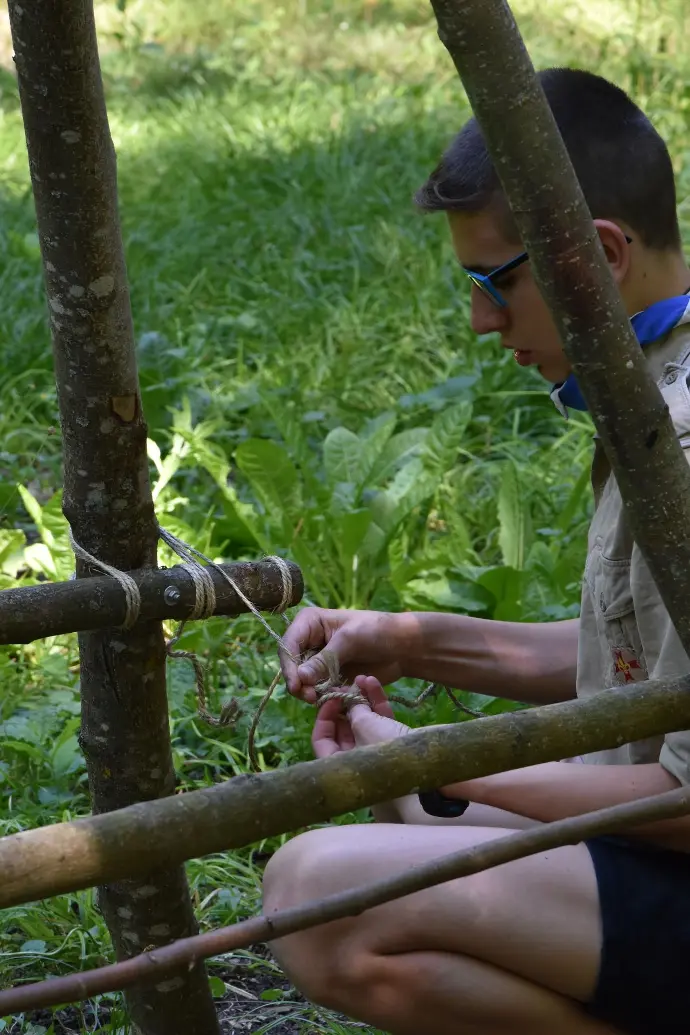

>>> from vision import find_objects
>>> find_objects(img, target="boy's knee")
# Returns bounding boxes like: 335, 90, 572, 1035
262, 826, 338, 914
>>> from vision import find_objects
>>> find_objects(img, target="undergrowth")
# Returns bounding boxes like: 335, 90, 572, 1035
0, 1, 688, 1032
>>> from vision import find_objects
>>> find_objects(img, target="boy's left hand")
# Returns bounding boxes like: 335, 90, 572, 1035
311, 675, 412, 758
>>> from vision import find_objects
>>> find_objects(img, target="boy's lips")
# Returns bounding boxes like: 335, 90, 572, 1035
512, 349, 534, 366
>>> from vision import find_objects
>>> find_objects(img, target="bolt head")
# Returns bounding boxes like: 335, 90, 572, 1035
164, 585, 181, 605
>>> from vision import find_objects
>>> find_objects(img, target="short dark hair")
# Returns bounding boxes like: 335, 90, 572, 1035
415, 67, 681, 251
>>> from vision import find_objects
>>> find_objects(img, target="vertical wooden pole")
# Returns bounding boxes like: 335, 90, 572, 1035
6, 3, 220, 1032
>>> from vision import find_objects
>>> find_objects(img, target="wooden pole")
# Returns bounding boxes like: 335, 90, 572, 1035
429, 0, 690, 655
6, 3, 220, 1032
3, 784, 689, 1016
2, 674, 690, 910
0, 558, 302, 644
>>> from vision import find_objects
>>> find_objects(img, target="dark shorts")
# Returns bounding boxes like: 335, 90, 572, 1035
583, 835, 690, 1034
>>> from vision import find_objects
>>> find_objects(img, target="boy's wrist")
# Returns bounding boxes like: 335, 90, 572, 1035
390, 611, 426, 677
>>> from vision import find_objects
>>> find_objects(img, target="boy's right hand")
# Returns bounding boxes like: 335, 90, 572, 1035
279, 607, 411, 703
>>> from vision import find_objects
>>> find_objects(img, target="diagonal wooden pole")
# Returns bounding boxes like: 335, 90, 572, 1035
2, 674, 690, 911
6, 3, 220, 1033
429, 0, 690, 655
2, 783, 689, 1016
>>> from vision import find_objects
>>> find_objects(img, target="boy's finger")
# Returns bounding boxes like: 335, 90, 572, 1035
355, 674, 395, 717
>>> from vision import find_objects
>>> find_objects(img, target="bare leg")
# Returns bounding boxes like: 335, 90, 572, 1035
263, 823, 618, 1034
308, 949, 619, 1035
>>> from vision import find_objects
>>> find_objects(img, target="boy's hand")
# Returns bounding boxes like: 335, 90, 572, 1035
280, 608, 411, 703
311, 675, 412, 758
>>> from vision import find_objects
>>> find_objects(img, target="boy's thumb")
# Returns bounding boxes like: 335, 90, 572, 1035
297, 644, 344, 687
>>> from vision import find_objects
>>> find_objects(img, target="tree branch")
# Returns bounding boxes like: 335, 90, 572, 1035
0, 559, 303, 645
2, 785, 688, 1016
430, 0, 690, 655
2, 674, 690, 911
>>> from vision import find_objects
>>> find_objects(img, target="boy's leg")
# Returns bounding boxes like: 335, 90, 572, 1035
263, 823, 615, 1035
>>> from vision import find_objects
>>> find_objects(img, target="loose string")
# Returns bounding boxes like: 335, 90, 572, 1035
247, 648, 367, 772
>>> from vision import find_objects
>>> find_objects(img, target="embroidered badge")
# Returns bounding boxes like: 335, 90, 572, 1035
611, 646, 645, 684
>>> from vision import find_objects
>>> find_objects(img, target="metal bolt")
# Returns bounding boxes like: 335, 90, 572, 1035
164, 585, 181, 605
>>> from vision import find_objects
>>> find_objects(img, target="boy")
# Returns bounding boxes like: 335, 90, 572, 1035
262, 69, 690, 1035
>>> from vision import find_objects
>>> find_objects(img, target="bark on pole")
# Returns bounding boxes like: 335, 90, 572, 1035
6, 4, 220, 1033
2, 783, 690, 1017
0, 559, 303, 644
2, 673, 690, 910
429, 0, 690, 654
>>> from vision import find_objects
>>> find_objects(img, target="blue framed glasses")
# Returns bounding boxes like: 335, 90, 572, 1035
465, 236, 632, 309
464, 251, 530, 309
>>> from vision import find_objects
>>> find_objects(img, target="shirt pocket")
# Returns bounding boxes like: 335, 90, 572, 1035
586, 548, 648, 686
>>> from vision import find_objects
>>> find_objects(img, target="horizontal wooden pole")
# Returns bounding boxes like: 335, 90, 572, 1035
2, 784, 689, 1016
1, 674, 690, 910
0, 559, 303, 644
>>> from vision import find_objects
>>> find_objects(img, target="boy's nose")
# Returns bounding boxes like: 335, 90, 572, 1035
470, 286, 509, 335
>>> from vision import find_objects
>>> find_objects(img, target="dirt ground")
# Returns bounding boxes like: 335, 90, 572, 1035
22, 953, 367, 1035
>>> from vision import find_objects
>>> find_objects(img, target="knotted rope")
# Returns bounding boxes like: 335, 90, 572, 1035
69, 531, 142, 630
69, 528, 482, 765
68, 526, 298, 729
246, 647, 368, 771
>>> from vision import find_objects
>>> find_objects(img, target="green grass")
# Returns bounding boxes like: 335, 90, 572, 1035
1, 1, 690, 1032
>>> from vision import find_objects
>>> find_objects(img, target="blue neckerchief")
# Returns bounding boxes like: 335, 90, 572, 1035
550, 294, 690, 417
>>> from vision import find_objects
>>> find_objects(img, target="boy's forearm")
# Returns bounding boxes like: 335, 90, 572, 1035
445, 761, 678, 821
397, 612, 579, 705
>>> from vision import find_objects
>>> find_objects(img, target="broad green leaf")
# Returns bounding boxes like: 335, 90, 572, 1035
526, 540, 555, 575
147, 437, 163, 476
335, 509, 373, 565
51, 735, 81, 777
1, 740, 46, 763
323, 427, 361, 486
18, 484, 52, 545
555, 462, 592, 532
424, 401, 472, 475
386, 457, 428, 504
188, 436, 230, 491
398, 374, 477, 411
368, 427, 428, 486
497, 459, 532, 570
23, 542, 59, 580
329, 481, 357, 516
404, 576, 494, 614
356, 413, 396, 487
235, 439, 302, 519
0, 529, 26, 571
208, 977, 226, 997
51, 717, 82, 776
477, 565, 525, 621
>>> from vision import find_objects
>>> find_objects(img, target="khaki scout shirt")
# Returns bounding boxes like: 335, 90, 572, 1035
578, 321, 690, 783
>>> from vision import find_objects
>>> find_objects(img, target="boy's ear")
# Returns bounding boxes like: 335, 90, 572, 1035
593, 219, 632, 283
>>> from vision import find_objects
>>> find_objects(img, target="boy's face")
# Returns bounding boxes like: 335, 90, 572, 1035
447, 208, 572, 385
